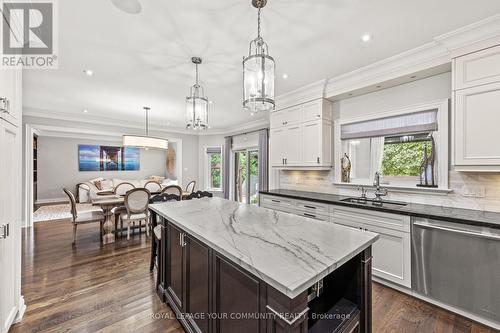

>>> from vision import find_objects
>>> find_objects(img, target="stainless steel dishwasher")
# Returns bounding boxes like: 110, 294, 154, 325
412, 217, 500, 325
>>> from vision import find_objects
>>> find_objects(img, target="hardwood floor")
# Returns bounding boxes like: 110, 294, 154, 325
11, 220, 497, 333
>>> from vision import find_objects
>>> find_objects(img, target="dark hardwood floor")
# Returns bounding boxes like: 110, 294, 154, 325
11, 220, 497, 333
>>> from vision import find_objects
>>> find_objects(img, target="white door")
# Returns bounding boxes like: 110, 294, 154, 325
301, 120, 322, 165
0, 120, 19, 333
283, 124, 301, 166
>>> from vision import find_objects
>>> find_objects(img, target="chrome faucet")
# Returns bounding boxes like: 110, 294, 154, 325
373, 172, 388, 202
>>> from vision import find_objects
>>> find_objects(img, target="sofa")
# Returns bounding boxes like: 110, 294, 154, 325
77, 176, 179, 203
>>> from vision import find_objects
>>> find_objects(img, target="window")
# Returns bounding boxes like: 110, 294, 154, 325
337, 101, 449, 190
205, 147, 222, 191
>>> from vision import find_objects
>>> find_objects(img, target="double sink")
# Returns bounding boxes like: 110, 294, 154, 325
341, 197, 408, 208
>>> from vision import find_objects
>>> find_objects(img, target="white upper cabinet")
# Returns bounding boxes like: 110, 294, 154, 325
270, 98, 333, 169
269, 105, 301, 128
454, 45, 500, 90
453, 45, 500, 171
0, 69, 21, 126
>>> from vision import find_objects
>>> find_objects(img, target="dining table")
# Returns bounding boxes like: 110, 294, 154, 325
91, 195, 124, 244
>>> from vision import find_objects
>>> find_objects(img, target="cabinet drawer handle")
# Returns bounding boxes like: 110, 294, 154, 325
304, 213, 316, 218
0, 97, 10, 113
317, 157, 320, 164
271, 199, 281, 203
304, 205, 316, 209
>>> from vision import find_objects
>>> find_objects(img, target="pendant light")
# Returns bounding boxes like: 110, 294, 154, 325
123, 107, 168, 150
186, 57, 209, 130
243, 0, 275, 113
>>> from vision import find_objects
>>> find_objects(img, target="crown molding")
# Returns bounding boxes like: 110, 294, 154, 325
435, 14, 500, 57
278, 14, 500, 102
275, 79, 328, 110
200, 117, 270, 136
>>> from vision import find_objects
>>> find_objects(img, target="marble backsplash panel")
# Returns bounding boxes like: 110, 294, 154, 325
278, 170, 500, 213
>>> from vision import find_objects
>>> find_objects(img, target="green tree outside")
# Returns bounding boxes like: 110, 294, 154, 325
381, 141, 431, 176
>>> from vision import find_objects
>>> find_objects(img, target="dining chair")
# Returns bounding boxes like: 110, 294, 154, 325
185, 180, 196, 194
114, 182, 135, 196
161, 185, 183, 197
186, 190, 213, 200
63, 188, 105, 245
75, 182, 90, 203
144, 180, 162, 193
149, 193, 181, 273
120, 188, 151, 240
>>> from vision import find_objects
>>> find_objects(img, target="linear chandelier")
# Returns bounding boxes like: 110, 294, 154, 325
243, 0, 275, 113
123, 107, 168, 150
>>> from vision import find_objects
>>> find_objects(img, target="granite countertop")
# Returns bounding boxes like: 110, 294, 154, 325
150, 197, 378, 298
260, 189, 500, 229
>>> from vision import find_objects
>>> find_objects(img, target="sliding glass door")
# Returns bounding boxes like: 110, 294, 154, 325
235, 149, 259, 205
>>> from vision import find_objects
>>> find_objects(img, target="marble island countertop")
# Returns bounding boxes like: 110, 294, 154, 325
150, 197, 378, 298
260, 189, 500, 229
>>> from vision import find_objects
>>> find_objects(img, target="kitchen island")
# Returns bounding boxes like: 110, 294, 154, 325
150, 197, 378, 333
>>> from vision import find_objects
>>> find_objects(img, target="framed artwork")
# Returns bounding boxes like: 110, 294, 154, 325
78, 145, 140, 171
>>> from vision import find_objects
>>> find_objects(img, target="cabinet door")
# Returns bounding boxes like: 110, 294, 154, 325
454, 82, 500, 166
454, 45, 500, 90
186, 235, 211, 333
301, 100, 322, 122
366, 224, 411, 288
168, 224, 185, 311
0, 70, 21, 126
270, 128, 286, 167
283, 124, 302, 165
301, 120, 322, 165
270, 106, 301, 128
0, 120, 19, 333
213, 254, 262, 333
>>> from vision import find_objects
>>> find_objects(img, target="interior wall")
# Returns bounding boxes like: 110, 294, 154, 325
37, 136, 167, 201
24, 114, 200, 202
277, 72, 500, 212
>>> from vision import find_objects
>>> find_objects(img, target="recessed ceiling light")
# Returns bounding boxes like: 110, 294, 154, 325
282, 74, 288, 79
209, 101, 214, 104
361, 34, 372, 42
83, 109, 88, 113
83, 69, 94, 76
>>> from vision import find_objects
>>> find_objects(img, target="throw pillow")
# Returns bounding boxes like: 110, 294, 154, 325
94, 180, 102, 190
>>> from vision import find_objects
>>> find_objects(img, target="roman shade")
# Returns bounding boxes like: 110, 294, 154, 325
341, 109, 438, 140
206, 147, 222, 154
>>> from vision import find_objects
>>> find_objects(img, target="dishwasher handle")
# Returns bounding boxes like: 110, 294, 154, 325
413, 222, 500, 241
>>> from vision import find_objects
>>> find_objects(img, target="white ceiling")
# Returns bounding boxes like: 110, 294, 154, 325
23, 0, 500, 130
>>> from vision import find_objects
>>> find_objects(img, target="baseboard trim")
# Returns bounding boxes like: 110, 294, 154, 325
35, 197, 68, 205
13, 296, 26, 324
373, 277, 500, 330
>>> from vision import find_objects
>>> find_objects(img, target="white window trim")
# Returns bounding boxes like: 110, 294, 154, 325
333, 99, 450, 192
204, 146, 223, 192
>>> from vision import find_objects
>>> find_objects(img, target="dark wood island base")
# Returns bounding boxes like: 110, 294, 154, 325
155, 215, 373, 333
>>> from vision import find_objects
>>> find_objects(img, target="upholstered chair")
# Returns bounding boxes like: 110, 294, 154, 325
161, 185, 183, 197
185, 180, 196, 194
63, 188, 105, 245
144, 180, 162, 193
114, 182, 135, 196
120, 188, 151, 240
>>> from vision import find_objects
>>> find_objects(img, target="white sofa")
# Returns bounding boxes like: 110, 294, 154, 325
77, 177, 179, 203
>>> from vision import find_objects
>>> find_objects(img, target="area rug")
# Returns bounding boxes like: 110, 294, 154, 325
33, 203, 101, 222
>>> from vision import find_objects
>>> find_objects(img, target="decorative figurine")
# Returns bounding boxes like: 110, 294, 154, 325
417, 136, 437, 188
341, 153, 352, 183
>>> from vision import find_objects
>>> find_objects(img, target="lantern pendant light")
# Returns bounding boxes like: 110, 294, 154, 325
243, 0, 275, 113
186, 57, 209, 130
123, 107, 168, 150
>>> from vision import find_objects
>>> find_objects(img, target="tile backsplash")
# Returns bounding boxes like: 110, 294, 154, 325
278, 170, 500, 212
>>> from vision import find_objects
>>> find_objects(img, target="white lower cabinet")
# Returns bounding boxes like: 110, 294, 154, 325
331, 206, 411, 288
259, 194, 412, 288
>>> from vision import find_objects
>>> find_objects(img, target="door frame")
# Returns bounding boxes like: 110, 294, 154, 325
233, 148, 258, 204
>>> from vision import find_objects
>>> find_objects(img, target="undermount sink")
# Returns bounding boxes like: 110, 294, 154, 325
341, 197, 408, 207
